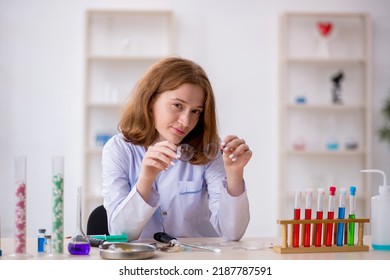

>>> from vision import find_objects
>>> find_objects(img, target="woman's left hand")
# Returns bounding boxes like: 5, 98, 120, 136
221, 135, 252, 171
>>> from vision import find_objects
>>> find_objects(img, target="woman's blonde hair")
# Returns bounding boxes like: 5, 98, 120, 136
118, 57, 219, 165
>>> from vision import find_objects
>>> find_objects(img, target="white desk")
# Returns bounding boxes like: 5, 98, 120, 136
0, 236, 389, 260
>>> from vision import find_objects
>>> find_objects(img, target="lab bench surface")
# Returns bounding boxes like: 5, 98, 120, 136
0, 236, 389, 260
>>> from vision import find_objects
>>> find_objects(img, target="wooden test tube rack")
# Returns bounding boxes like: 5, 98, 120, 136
273, 218, 370, 254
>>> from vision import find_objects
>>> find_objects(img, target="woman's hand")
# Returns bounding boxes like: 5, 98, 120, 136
140, 141, 178, 180
221, 135, 252, 196
221, 135, 252, 170
137, 141, 177, 201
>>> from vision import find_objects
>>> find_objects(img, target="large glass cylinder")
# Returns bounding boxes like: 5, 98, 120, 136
51, 156, 64, 254
14, 156, 27, 255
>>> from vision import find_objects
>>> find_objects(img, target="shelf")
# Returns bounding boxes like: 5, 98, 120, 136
87, 102, 123, 109
86, 10, 174, 58
286, 104, 365, 110
83, 9, 175, 220
278, 12, 372, 223
286, 149, 366, 156
286, 58, 366, 64
87, 55, 167, 61
284, 12, 369, 18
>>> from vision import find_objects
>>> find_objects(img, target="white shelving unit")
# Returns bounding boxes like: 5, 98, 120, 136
83, 9, 175, 221
278, 13, 372, 220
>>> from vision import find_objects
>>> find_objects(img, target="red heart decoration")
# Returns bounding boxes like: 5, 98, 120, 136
317, 22, 333, 37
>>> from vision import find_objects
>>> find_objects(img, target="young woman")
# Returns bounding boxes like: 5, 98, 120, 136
101, 57, 252, 241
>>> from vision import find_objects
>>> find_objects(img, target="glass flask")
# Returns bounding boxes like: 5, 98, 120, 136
68, 185, 90, 255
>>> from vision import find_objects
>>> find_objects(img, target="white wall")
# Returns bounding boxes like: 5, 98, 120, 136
1, 0, 389, 238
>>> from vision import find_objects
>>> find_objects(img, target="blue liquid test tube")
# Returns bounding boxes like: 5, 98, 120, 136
336, 188, 346, 246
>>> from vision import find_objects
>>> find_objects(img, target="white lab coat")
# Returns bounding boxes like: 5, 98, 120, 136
101, 134, 250, 241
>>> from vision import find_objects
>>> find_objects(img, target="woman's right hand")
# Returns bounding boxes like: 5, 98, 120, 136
139, 140, 178, 183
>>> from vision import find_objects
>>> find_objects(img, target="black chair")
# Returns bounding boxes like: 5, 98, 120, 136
86, 205, 109, 235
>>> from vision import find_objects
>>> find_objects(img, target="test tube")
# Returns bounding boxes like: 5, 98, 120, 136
314, 188, 325, 247
292, 190, 301, 248
14, 156, 27, 255
325, 186, 336, 246
51, 156, 64, 254
348, 186, 357, 246
336, 188, 347, 246
304, 189, 313, 247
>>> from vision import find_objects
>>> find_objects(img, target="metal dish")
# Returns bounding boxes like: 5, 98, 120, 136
99, 242, 156, 260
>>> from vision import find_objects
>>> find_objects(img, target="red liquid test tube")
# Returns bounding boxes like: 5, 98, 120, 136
315, 188, 325, 247
304, 189, 313, 247
293, 190, 301, 248
325, 186, 336, 246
